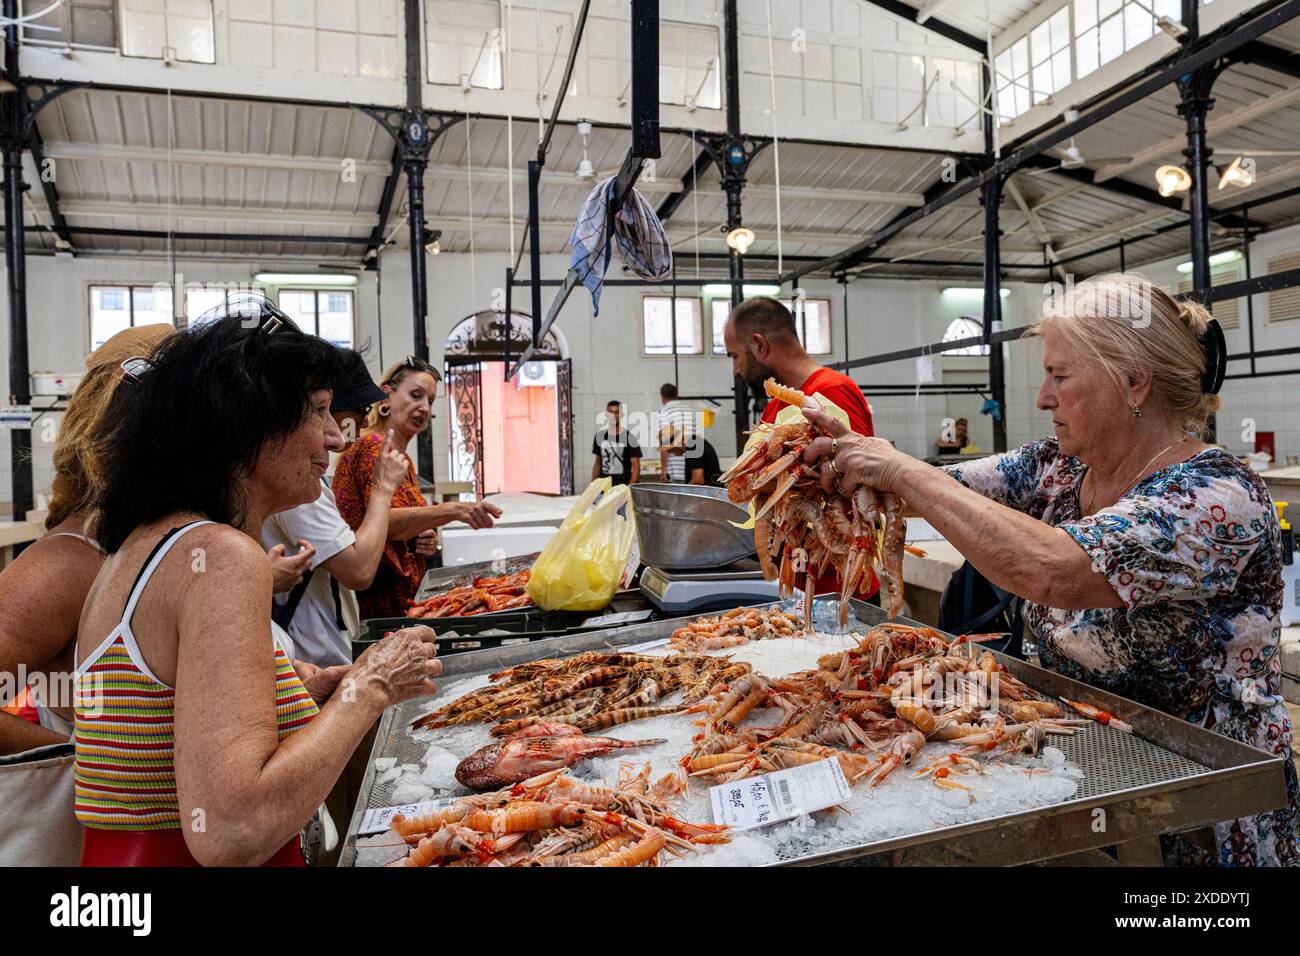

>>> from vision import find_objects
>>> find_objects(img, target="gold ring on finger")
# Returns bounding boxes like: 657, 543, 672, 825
831, 438, 839, 454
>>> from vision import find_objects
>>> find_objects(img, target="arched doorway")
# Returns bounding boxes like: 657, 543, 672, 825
444, 311, 574, 497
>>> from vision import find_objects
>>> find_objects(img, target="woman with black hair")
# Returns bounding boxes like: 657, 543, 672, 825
73, 308, 442, 866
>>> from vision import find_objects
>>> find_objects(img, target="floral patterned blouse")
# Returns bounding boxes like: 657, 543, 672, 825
332, 432, 428, 619
947, 438, 1298, 867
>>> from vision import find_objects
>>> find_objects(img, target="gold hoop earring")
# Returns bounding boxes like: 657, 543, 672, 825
378, 404, 390, 418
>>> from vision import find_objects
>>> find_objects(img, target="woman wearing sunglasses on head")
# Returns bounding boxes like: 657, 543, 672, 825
73, 306, 441, 866
332, 356, 501, 619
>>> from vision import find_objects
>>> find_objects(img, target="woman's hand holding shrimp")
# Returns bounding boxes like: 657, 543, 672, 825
800, 405, 913, 496
349, 625, 442, 707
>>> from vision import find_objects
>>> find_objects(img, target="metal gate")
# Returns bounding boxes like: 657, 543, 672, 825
557, 358, 574, 494
446, 362, 484, 500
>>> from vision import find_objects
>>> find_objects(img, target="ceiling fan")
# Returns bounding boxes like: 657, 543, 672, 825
1024, 137, 1135, 176
1023, 108, 1132, 177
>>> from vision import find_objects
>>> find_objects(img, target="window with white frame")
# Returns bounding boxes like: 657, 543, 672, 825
659, 21, 721, 110
709, 298, 833, 356
89, 284, 175, 350
994, 37, 1031, 121
277, 290, 356, 347
119, 0, 215, 64
23, 0, 116, 49
926, 57, 982, 131
427, 0, 504, 90
1030, 8, 1072, 106
872, 50, 927, 126
941, 316, 989, 356
1074, 0, 1180, 81
643, 296, 703, 354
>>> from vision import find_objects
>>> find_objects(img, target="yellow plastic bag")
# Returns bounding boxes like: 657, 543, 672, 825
526, 478, 636, 611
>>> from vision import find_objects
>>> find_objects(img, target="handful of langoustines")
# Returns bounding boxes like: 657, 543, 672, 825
721, 378, 922, 626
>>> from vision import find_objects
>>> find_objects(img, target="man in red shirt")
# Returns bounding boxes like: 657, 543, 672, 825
722, 297, 878, 602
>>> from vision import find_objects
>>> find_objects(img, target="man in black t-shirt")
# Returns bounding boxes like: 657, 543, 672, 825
591, 399, 642, 485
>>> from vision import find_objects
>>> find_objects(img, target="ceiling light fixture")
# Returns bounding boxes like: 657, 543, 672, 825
425, 229, 442, 255
942, 287, 1011, 298
1217, 156, 1255, 189
1155, 163, 1192, 197
701, 283, 781, 297
1175, 249, 1243, 274
252, 273, 358, 286
575, 120, 595, 182
726, 226, 756, 255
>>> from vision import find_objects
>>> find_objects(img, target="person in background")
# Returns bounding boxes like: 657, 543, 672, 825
333, 356, 502, 619
592, 399, 641, 486
935, 417, 974, 453
723, 296, 878, 601
686, 436, 723, 488
658, 383, 696, 483
75, 309, 441, 866
262, 350, 408, 667
0, 325, 173, 866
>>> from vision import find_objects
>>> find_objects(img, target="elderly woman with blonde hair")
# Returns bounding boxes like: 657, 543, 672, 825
801, 273, 1296, 866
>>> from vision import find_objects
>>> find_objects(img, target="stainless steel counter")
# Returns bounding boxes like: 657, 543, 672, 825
342, 599, 1286, 867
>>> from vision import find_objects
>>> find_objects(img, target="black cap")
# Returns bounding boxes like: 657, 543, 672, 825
331, 362, 388, 412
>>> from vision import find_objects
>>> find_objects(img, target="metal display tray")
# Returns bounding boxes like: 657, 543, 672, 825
341, 599, 1287, 867
414, 553, 539, 605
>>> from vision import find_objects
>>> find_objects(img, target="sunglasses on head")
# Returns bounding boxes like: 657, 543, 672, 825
399, 354, 443, 382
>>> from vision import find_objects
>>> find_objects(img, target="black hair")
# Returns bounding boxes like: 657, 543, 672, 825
730, 297, 798, 343
660, 383, 678, 400
92, 314, 346, 553
606, 399, 621, 408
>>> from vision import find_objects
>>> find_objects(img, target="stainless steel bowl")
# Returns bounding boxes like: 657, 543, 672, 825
629, 484, 756, 571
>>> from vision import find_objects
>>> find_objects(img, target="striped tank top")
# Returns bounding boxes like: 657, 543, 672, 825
73, 521, 319, 831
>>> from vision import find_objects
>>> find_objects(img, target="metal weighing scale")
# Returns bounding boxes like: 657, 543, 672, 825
628, 484, 782, 616
639, 557, 782, 615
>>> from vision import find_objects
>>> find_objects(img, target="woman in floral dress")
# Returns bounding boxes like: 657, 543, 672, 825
803, 274, 1297, 866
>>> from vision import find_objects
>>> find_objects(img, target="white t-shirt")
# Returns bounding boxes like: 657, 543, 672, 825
659, 400, 697, 482
261, 481, 360, 667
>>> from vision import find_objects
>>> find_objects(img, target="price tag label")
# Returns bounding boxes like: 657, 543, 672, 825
358, 799, 455, 836
620, 637, 672, 653
580, 609, 655, 628
619, 533, 641, 590
708, 757, 851, 831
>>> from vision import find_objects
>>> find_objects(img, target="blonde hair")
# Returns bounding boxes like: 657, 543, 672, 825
1033, 272, 1221, 435
363, 360, 441, 431
46, 325, 176, 529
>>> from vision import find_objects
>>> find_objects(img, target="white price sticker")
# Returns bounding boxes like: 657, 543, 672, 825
358, 799, 454, 837
580, 609, 655, 628
620, 637, 672, 653
709, 757, 851, 831
619, 533, 641, 590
